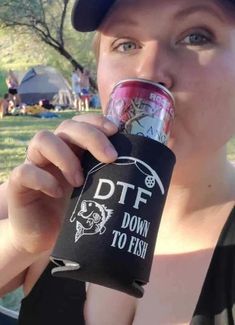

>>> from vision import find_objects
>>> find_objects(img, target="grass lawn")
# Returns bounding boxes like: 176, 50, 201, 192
0, 71, 7, 97
0, 110, 100, 183
1, 111, 235, 183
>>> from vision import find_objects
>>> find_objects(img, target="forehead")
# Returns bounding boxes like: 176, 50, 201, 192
101, 0, 235, 25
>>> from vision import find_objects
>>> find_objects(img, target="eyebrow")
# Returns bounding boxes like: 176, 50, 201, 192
174, 4, 226, 23
101, 3, 226, 33
104, 17, 139, 28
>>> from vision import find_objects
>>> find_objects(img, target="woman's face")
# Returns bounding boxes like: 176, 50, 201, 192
97, 0, 235, 162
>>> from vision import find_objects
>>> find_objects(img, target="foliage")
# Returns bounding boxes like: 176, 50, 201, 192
0, 30, 96, 82
0, 0, 97, 87
0, 0, 76, 63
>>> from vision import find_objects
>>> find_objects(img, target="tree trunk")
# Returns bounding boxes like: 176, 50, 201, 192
57, 46, 97, 90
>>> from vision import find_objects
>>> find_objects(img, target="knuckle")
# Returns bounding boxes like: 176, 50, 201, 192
83, 123, 103, 139
72, 114, 109, 131
33, 129, 52, 144
55, 119, 73, 131
88, 130, 108, 149
10, 164, 29, 183
97, 115, 108, 127
71, 115, 84, 122
72, 113, 100, 122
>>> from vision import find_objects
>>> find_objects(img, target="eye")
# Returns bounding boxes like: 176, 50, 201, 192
180, 29, 213, 46
113, 39, 140, 52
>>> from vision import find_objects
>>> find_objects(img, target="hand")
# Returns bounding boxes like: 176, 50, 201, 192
7, 114, 118, 254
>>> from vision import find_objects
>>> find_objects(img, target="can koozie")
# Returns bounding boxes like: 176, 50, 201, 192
51, 133, 175, 298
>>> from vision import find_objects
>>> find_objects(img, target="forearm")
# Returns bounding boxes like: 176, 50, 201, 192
0, 218, 41, 295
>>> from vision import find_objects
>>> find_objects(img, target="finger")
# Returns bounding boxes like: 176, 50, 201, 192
72, 114, 118, 135
55, 119, 118, 163
9, 164, 64, 199
27, 130, 84, 187
8, 164, 69, 253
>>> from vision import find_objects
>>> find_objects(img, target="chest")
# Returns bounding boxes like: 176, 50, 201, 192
132, 251, 213, 325
85, 243, 216, 325
25, 209, 233, 325
85, 208, 233, 325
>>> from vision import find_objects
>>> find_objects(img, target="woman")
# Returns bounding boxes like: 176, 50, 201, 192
5, 70, 21, 107
0, 94, 9, 119
71, 67, 82, 111
1, 0, 235, 323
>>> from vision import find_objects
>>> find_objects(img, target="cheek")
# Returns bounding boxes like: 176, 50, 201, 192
171, 56, 235, 154
97, 62, 112, 112
202, 63, 235, 140
97, 52, 135, 113
97, 57, 124, 113
183, 54, 235, 114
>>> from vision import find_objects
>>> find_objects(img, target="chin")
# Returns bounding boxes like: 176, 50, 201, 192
166, 139, 195, 165
166, 137, 177, 154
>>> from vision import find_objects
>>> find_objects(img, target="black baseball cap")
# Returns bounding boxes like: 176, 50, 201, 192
72, 0, 116, 32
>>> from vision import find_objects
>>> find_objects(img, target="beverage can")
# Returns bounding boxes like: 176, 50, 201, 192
105, 78, 175, 145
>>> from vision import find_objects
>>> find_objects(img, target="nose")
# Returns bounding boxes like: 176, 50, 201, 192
135, 42, 174, 90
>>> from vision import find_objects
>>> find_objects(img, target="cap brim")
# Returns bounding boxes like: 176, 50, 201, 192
72, 0, 116, 32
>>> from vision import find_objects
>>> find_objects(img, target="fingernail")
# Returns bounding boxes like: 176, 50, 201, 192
103, 119, 118, 133
104, 144, 118, 159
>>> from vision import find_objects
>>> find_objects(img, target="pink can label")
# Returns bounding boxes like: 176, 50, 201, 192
106, 79, 175, 145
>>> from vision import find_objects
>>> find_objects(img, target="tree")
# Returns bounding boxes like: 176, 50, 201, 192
0, 0, 97, 89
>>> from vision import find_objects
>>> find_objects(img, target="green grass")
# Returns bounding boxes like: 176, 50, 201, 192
0, 71, 7, 97
1, 112, 235, 183
0, 110, 100, 183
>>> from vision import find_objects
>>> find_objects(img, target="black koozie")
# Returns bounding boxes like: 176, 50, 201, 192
51, 133, 175, 298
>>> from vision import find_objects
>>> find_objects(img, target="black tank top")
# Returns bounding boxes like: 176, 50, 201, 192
191, 206, 235, 324
18, 262, 86, 324
19, 207, 235, 324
